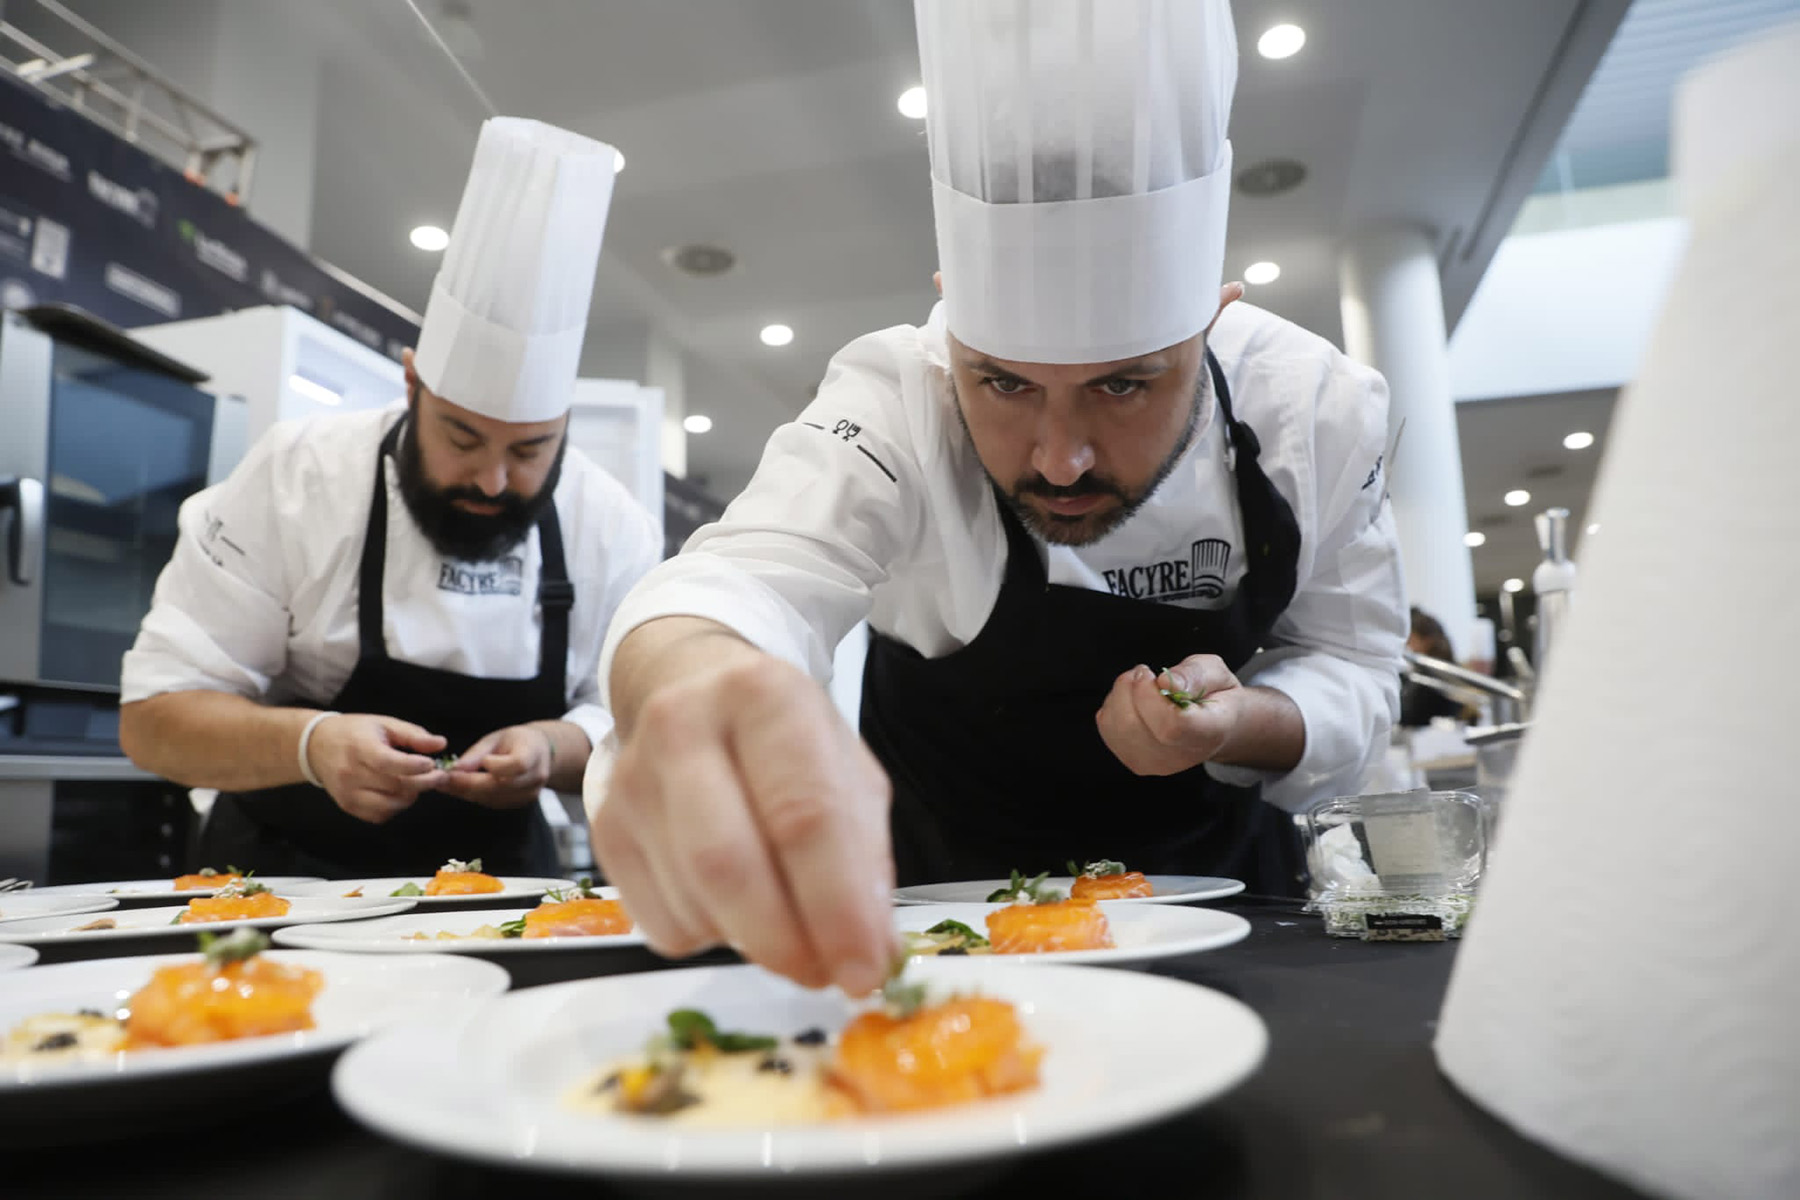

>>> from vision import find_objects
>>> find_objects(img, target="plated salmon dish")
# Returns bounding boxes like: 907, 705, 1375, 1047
565, 965, 1041, 1125
172, 866, 244, 891
174, 876, 291, 924
404, 880, 633, 941
1, 930, 322, 1064
1067, 859, 1155, 900
386, 858, 506, 898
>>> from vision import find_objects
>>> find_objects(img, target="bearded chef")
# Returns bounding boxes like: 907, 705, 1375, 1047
591, 0, 1408, 995
119, 117, 661, 878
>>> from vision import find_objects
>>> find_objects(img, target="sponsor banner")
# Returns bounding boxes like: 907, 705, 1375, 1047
0, 72, 417, 358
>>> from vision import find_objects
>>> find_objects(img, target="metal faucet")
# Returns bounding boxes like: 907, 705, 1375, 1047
1404, 649, 1532, 725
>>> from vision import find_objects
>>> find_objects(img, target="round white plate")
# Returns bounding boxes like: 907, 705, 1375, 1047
0, 895, 118, 927
22, 876, 323, 900
282, 876, 578, 905
334, 959, 1268, 1178
897, 901, 1249, 965
0, 945, 38, 971
0, 897, 417, 946
893, 874, 1246, 906
0, 949, 508, 1092
274, 903, 643, 955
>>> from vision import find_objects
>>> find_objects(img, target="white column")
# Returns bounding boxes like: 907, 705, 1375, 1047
645, 328, 688, 480
1339, 224, 1478, 656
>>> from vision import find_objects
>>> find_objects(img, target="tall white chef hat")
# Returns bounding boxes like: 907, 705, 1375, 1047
916, 0, 1238, 365
412, 116, 616, 423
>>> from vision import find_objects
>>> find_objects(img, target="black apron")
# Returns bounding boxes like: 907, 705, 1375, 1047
861, 351, 1309, 896
201, 421, 569, 877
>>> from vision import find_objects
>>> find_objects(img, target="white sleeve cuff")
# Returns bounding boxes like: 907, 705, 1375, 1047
559, 703, 612, 756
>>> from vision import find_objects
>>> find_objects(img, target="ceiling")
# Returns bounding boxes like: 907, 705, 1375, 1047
285, 0, 1631, 500
1456, 388, 1617, 595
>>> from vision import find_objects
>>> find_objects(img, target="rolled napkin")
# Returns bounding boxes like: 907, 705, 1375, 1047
1434, 23, 1800, 1200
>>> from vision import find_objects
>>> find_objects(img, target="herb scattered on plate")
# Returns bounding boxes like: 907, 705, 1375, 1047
985, 869, 1066, 904
389, 881, 425, 897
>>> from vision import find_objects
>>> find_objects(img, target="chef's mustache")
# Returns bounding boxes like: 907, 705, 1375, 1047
1012, 474, 1128, 501
434, 484, 533, 515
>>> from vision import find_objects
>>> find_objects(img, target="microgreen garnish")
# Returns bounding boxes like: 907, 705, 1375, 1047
442, 858, 482, 874
1067, 859, 1128, 879
986, 869, 1065, 904
881, 955, 928, 1018
497, 917, 528, 939
543, 877, 599, 902
390, 881, 424, 897
663, 1008, 777, 1053
1158, 668, 1207, 709
433, 753, 459, 771
198, 927, 268, 967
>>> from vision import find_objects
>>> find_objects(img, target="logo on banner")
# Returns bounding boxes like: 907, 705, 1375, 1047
0, 120, 72, 181
177, 218, 248, 282
87, 170, 159, 228
29, 216, 68, 279
437, 556, 525, 597
259, 267, 315, 312
103, 261, 180, 318
1102, 538, 1233, 605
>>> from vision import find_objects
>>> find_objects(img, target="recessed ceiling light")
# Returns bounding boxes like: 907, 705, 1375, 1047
1502, 578, 1525, 594
1504, 489, 1531, 507
613, 148, 626, 173
760, 323, 794, 347
409, 224, 449, 251
1258, 23, 1306, 60
897, 86, 927, 119
683, 414, 713, 434
1586, 522, 1601, 535
1463, 531, 1487, 548
1243, 261, 1281, 285
1563, 430, 1594, 450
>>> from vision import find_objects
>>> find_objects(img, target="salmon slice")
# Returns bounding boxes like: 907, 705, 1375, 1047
522, 896, 632, 938
829, 996, 1042, 1113
124, 956, 322, 1047
424, 869, 504, 896
1070, 871, 1154, 900
173, 872, 242, 892
984, 898, 1113, 954
176, 892, 290, 923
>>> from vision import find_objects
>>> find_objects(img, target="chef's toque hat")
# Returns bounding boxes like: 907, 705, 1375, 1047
413, 116, 615, 422
916, 0, 1238, 364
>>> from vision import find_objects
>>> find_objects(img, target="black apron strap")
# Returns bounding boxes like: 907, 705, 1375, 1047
533, 500, 573, 687
360, 420, 404, 659
1206, 349, 1300, 631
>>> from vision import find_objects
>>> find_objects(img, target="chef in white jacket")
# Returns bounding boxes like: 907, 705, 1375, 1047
594, 0, 1407, 994
119, 117, 660, 878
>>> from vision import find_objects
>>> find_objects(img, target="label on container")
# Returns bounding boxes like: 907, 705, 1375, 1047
1363, 913, 1445, 942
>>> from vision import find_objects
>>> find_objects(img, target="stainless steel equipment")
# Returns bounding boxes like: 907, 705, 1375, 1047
1404, 649, 1532, 726
1532, 507, 1576, 672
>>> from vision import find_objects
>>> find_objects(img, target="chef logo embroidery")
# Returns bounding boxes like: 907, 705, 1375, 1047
1102, 538, 1232, 603
437, 555, 524, 597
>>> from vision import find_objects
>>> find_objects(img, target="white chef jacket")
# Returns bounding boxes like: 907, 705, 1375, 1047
122, 405, 661, 752
599, 301, 1408, 812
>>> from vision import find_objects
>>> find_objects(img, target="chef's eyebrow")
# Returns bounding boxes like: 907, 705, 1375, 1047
960, 355, 1170, 387
438, 413, 559, 449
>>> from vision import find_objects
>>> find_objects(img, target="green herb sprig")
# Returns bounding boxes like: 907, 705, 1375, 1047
664, 1008, 777, 1053
198, 927, 269, 967
985, 869, 1065, 905
389, 881, 425, 897
1067, 859, 1128, 879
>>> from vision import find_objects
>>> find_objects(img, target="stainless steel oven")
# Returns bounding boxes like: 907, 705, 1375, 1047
1, 304, 242, 730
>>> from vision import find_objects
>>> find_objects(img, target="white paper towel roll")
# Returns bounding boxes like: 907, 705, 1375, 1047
1434, 24, 1800, 1200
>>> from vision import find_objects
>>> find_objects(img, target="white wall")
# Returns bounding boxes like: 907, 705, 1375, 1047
1450, 217, 1689, 402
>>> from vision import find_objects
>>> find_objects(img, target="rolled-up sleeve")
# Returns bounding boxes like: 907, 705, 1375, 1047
599, 333, 927, 704
119, 430, 296, 703
1205, 366, 1407, 811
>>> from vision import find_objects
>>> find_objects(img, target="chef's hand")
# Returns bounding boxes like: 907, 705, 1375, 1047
435, 723, 555, 810
593, 626, 895, 997
1096, 655, 1246, 776
306, 713, 448, 824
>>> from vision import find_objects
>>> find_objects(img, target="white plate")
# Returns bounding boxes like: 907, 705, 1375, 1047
0, 945, 38, 971
334, 959, 1268, 1178
897, 901, 1249, 965
0, 895, 119, 926
0, 897, 416, 946
0, 949, 508, 1091
282, 876, 577, 904
893, 874, 1246, 906
273, 902, 644, 955
22, 876, 323, 900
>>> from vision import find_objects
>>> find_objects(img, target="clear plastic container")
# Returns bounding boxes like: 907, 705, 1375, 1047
1301, 789, 1486, 939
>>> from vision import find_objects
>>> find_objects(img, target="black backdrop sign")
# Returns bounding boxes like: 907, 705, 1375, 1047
0, 72, 418, 357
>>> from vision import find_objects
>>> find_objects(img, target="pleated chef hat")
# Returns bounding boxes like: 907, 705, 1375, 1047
413, 116, 616, 423
915, 0, 1238, 364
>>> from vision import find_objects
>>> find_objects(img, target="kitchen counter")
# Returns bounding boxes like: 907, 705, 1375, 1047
12, 898, 1649, 1200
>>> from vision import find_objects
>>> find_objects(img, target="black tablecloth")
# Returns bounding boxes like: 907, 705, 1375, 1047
10, 899, 1650, 1200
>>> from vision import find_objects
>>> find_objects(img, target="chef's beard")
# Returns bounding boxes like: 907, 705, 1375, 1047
956, 384, 1201, 548
394, 414, 565, 563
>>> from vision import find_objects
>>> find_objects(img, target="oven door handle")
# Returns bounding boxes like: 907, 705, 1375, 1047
0, 477, 45, 587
